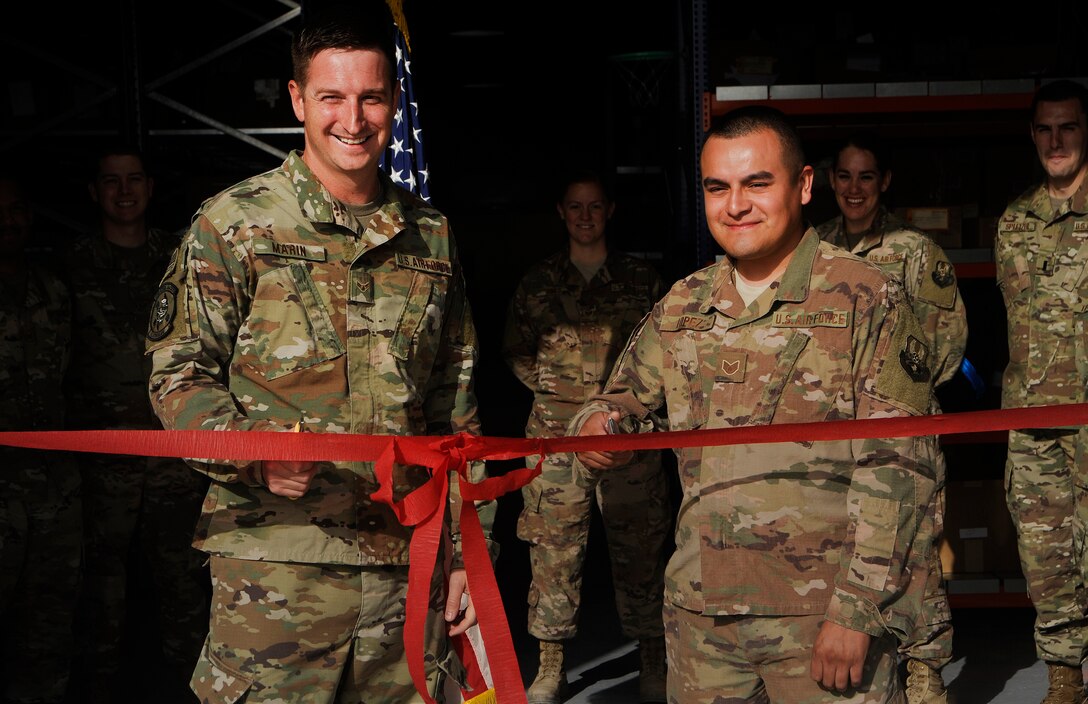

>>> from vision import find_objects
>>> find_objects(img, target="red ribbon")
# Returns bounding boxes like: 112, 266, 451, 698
369, 434, 542, 704
2, 402, 1088, 703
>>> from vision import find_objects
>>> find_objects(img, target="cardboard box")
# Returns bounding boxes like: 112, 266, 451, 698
895, 206, 963, 249
997, 572, 1027, 593
938, 478, 1020, 575
715, 85, 769, 101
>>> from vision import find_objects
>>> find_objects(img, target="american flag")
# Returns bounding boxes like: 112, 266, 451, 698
382, 7, 431, 202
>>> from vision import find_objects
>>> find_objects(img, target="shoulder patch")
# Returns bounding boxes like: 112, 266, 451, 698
873, 307, 932, 414
147, 282, 178, 341
916, 250, 958, 309
145, 244, 194, 352
899, 334, 931, 383
930, 260, 955, 288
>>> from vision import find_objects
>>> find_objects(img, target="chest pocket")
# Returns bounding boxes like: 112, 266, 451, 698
754, 331, 816, 424
238, 262, 344, 381
390, 270, 448, 374
995, 229, 1034, 312
725, 325, 850, 430
668, 332, 706, 430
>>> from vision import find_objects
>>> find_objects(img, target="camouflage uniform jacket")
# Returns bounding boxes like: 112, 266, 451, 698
65, 227, 180, 429
816, 207, 967, 393
996, 177, 1088, 410
502, 248, 664, 438
145, 151, 492, 567
570, 229, 936, 636
0, 263, 78, 500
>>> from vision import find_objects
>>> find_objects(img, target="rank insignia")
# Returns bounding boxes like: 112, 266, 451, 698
931, 260, 955, 288
147, 282, 178, 342
899, 335, 931, 383
719, 351, 746, 382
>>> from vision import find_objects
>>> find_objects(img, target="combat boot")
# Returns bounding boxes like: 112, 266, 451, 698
527, 640, 567, 704
905, 658, 948, 704
638, 636, 667, 703
1041, 662, 1086, 704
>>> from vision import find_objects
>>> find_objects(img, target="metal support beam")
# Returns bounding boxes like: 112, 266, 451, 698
691, 0, 710, 269
147, 93, 289, 160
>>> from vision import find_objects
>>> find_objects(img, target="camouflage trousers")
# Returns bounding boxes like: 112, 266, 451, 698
518, 450, 671, 641
77, 453, 211, 701
883, 445, 952, 669
1005, 428, 1088, 666
192, 556, 464, 703
0, 458, 82, 704
664, 601, 903, 704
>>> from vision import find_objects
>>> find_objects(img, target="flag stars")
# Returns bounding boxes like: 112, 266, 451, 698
381, 27, 430, 203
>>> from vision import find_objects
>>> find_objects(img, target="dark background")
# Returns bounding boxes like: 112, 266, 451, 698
3, 0, 1087, 670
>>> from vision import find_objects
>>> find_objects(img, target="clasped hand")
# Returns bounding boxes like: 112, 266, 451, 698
575, 410, 635, 471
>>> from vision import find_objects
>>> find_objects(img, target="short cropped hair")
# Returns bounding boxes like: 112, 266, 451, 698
89, 143, 147, 182
1031, 79, 1088, 121
705, 105, 806, 177
291, 0, 397, 88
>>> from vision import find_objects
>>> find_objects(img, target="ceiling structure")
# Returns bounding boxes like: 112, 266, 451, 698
0, 1, 688, 246
6, 1, 1086, 275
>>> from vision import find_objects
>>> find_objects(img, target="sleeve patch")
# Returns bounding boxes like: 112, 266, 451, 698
145, 244, 195, 353
146, 282, 178, 341
899, 335, 932, 383
916, 253, 958, 309
873, 307, 932, 415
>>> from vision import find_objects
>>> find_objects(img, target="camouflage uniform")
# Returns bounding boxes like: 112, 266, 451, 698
571, 229, 937, 703
502, 249, 670, 642
996, 178, 1088, 667
0, 263, 82, 704
145, 151, 494, 703
817, 207, 967, 669
63, 228, 210, 702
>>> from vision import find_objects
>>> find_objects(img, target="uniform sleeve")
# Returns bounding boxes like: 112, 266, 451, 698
419, 248, 497, 567
501, 276, 540, 390
824, 284, 938, 636
908, 239, 968, 390
145, 213, 279, 484
568, 306, 668, 481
